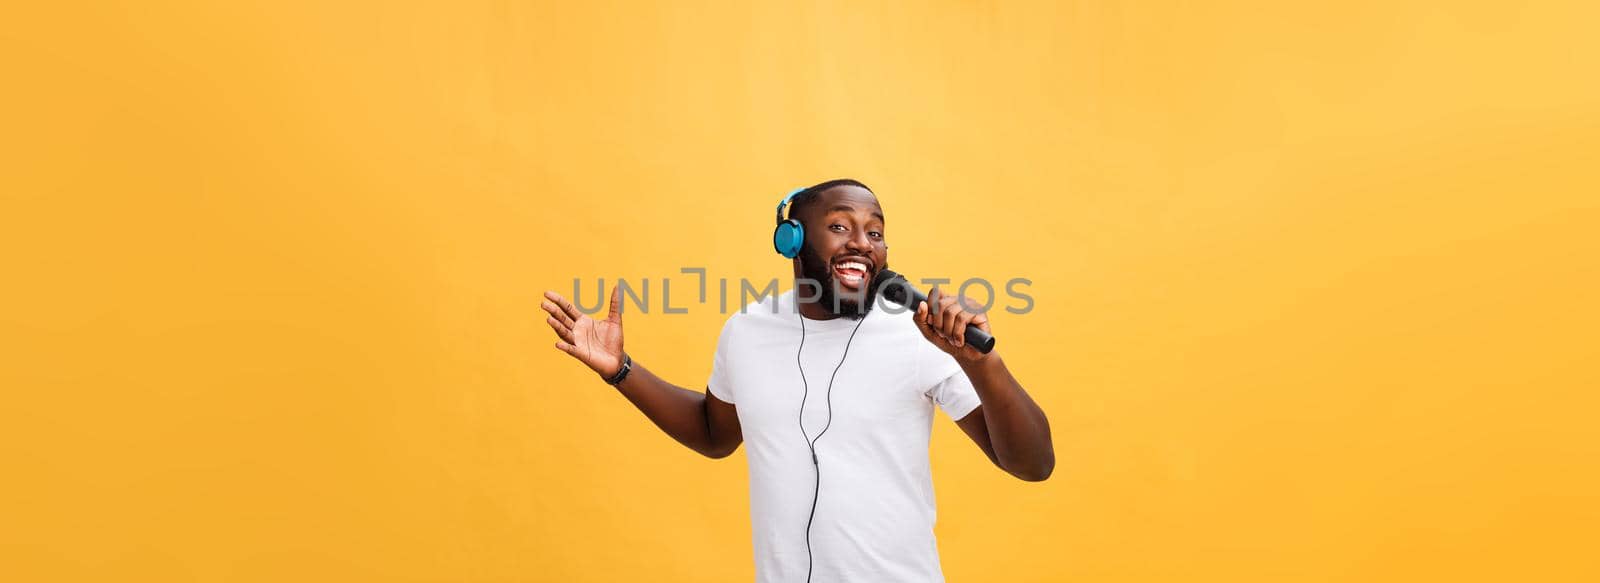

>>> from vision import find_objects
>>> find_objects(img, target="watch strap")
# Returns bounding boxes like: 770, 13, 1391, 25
604, 354, 633, 386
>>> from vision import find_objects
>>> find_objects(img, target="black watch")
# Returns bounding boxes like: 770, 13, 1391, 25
604, 353, 633, 386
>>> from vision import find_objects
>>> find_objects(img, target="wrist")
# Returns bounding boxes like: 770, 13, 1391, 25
602, 353, 633, 386
957, 349, 1001, 372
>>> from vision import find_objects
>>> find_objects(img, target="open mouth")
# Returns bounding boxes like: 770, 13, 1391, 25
831, 257, 873, 290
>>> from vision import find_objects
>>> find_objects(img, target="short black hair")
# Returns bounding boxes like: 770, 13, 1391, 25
787, 178, 872, 223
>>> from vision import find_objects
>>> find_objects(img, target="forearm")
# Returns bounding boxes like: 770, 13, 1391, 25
960, 353, 1054, 480
609, 359, 727, 457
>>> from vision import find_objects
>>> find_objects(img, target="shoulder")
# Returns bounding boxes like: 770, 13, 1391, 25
716, 289, 795, 342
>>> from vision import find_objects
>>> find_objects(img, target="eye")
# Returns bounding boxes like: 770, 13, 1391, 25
868, 231, 883, 239
829, 224, 846, 232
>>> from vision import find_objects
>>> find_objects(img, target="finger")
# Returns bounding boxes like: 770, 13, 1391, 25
607, 285, 623, 322
542, 301, 574, 327
914, 302, 932, 332
931, 301, 956, 342
939, 295, 962, 340
956, 294, 980, 313
951, 310, 977, 348
546, 290, 584, 321
921, 286, 940, 336
554, 341, 577, 355
957, 294, 991, 332
967, 301, 990, 332
953, 293, 979, 339
914, 303, 943, 344
927, 287, 951, 339
546, 316, 573, 341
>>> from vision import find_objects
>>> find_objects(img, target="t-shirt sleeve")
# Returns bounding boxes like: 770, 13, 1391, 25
705, 316, 737, 404
929, 369, 982, 420
922, 345, 982, 421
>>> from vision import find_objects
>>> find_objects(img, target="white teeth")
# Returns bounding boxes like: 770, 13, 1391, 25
834, 261, 866, 286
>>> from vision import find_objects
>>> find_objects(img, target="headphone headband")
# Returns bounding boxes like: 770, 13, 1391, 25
774, 187, 807, 224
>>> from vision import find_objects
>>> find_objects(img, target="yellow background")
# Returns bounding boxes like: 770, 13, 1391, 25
3, 1, 1598, 581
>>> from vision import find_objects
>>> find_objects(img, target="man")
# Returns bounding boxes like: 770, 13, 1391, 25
541, 179, 1053, 582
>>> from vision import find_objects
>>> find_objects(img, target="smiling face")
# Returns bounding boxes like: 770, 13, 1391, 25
792, 184, 890, 319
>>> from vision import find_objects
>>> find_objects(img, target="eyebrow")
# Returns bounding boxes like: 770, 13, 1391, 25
827, 204, 885, 222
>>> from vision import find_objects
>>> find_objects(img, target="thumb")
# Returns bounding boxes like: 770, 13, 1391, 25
608, 284, 624, 322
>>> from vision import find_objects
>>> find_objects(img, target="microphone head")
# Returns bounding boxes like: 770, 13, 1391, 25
875, 269, 913, 305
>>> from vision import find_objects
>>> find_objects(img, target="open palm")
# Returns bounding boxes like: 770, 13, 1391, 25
542, 287, 625, 378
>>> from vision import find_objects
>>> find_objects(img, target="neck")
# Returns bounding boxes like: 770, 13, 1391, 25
796, 296, 841, 320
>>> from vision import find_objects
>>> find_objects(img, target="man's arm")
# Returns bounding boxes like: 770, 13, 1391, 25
542, 288, 742, 459
916, 289, 1054, 481
609, 362, 742, 459
951, 356, 1054, 481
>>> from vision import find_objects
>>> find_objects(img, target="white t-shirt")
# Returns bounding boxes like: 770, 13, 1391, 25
707, 290, 982, 583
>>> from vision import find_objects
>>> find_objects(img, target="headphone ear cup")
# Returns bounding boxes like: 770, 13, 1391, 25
773, 220, 804, 259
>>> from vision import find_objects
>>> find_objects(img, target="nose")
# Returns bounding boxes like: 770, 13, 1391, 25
845, 228, 872, 254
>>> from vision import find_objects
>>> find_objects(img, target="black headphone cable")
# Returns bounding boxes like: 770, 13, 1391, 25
796, 310, 867, 583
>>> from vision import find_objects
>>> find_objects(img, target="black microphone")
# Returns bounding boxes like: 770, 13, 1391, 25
876, 269, 996, 354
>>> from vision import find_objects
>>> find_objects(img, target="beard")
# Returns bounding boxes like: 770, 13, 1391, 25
798, 244, 889, 320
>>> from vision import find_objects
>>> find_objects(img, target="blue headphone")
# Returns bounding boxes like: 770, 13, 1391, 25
772, 187, 808, 259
